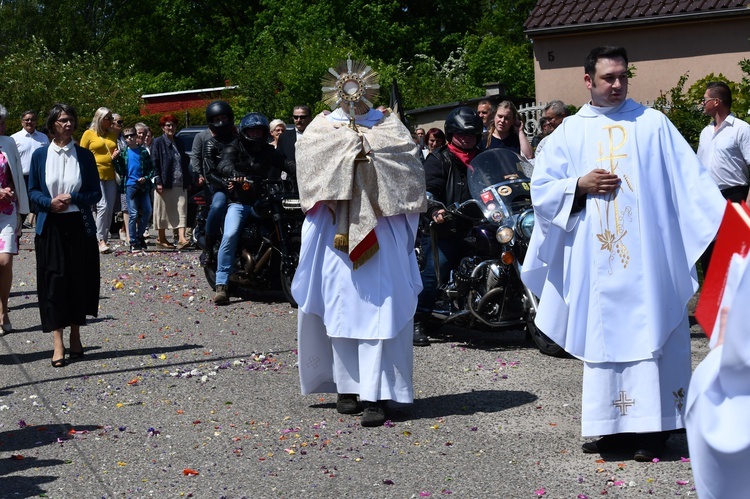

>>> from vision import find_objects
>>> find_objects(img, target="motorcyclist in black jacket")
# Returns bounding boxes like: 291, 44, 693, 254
414, 106, 483, 346
212, 112, 293, 305
200, 100, 236, 266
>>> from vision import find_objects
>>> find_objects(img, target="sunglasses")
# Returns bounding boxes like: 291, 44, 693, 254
293, 115, 309, 120
124, 133, 136, 138
115, 120, 124, 125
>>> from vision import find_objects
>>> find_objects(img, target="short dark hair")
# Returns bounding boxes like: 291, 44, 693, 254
426, 128, 446, 142
584, 46, 628, 78
20, 110, 37, 119
706, 81, 732, 108
293, 105, 311, 117
45, 103, 78, 131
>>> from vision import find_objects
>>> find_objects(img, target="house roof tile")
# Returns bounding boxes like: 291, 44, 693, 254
524, 0, 749, 31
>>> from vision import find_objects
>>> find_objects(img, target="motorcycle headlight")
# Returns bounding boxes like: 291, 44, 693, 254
496, 226, 514, 244
518, 211, 535, 240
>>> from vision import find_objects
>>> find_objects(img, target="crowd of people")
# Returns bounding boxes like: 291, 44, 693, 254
0, 44, 747, 496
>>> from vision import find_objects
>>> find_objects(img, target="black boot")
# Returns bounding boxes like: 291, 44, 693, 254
201, 236, 215, 267
413, 314, 430, 347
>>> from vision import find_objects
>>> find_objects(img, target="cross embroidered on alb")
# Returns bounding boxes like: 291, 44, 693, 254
306, 356, 320, 369
612, 390, 635, 415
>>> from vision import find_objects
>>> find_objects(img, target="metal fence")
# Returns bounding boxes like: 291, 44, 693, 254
517, 101, 665, 140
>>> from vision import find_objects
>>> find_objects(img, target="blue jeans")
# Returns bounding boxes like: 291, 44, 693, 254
216, 203, 258, 286
205, 191, 228, 239
126, 185, 153, 244
416, 233, 462, 314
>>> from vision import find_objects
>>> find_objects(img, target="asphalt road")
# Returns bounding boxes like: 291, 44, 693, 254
0, 229, 706, 498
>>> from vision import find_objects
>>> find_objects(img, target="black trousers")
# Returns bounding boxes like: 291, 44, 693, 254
700, 184, 749, 277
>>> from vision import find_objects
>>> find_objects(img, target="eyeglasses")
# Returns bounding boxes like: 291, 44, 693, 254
293, 115, 309, 121
56, 118, 73, 124
22, 119, 36, 123
700, 97, 720, 105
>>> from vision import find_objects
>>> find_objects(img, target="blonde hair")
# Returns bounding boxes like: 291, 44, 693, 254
89, 107, 112, 135
485, 100, 520, 147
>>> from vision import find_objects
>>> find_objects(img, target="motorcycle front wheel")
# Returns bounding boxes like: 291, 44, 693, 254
204, 264, 217, 291
526, 316, 568, 358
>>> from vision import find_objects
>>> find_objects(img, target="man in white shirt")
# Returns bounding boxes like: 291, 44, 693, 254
697, 81, 750, 273
697, 81, 750, 202
11, 110, 49, 228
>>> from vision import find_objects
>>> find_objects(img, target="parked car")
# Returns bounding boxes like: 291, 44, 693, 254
175, 125, 209, 160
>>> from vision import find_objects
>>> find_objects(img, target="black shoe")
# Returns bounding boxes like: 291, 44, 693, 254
130, 243, 140, 253
201, 237, 215, 267
22, 222, 33, 229
361, 401, 387, 427
68, 348, 84, 361
633, 432, 668, 462
413, 319, 430, 347
582, 433, 638, 454
336, 394, 361, 415
51, 357, 67, 368
138, 237, 148, 250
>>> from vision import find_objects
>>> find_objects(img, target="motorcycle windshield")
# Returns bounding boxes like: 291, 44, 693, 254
468, 149, 533, 221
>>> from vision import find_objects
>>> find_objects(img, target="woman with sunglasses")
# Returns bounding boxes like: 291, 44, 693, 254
80, 107, 121, 254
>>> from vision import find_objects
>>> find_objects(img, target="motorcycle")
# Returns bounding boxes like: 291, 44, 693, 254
192, 178, 304, 307
424, 148, 564, 357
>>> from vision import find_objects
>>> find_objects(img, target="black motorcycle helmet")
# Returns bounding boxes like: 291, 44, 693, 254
444, 106, 483, 144
205, 100, 234, 136
239, 112, 270, 147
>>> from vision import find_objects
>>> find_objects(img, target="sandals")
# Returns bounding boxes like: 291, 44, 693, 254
51, 357, 67, 368
155, 241, 176, 249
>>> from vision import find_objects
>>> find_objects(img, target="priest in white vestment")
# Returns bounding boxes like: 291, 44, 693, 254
686, 254, 750, 498
521, 46, 726, 461
291, 60, 426, 427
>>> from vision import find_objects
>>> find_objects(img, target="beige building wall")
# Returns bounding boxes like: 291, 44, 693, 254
532, 17, 750, 108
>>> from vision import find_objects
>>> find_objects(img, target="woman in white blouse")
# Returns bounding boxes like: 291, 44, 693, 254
28, 104, 102, 368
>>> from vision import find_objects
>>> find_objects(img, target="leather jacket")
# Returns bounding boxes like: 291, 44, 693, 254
215, 139, 288, 204
203, 134, 235, 193
423, 145, 479, 236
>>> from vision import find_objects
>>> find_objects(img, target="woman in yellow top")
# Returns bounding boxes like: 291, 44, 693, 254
80, 107, 121, 254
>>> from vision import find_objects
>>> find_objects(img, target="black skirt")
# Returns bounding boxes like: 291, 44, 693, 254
35, 212, 100, 332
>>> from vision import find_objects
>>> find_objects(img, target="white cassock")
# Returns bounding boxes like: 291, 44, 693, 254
521, 99, 725, 437
686, 254, 750, 498
291, 109, 423, 403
